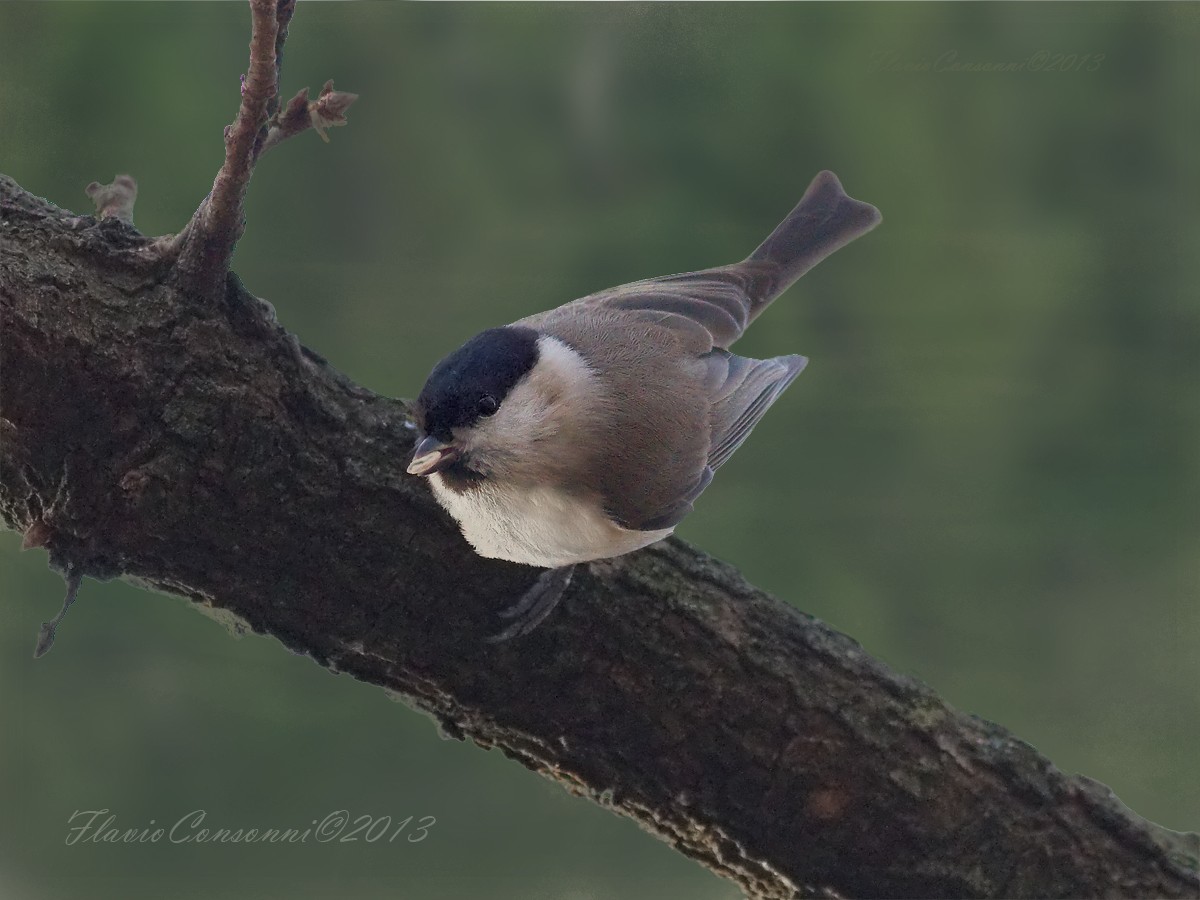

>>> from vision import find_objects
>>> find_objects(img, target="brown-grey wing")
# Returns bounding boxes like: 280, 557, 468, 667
520, 312, 806, 532
535, 264, 772, 351
591, 353, 716, 532
704, 351, 808, 471
613, 465, 715, 532
604, 350, 806, 530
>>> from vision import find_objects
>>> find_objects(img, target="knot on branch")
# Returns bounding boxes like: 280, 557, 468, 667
85, 175, 137, 225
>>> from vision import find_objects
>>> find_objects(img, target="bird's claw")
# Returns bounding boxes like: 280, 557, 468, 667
486, 565, 577, 642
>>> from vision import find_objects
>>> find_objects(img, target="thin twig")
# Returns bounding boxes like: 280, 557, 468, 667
33, 568, 83, 658
205, 0, 280, 259
269, 0, 295, 117
166, 0, 353, 294
173, 0, 283, 298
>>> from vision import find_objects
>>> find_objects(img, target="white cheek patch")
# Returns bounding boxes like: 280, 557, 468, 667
460, 335, 597, 460
532, 335, 597, 398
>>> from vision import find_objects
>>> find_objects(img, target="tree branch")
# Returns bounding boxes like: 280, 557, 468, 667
0, 173, 1196, 899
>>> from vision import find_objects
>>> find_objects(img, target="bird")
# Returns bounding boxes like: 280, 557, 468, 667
407, 170, 881, 640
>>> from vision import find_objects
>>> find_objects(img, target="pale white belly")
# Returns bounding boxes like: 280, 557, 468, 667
429, 475, 672, 568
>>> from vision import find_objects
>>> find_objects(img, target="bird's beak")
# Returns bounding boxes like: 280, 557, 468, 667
407, 435, 460, 476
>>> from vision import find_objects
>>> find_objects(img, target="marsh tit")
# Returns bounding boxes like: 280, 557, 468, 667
408, 170, 881, 639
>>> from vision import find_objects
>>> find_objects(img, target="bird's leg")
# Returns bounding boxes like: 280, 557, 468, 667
486, 564, 578, 643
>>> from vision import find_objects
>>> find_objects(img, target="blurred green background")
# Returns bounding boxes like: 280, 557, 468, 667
2, 3, 1197, 898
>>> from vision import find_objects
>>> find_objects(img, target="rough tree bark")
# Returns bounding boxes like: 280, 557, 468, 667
1, 5, 1197, 899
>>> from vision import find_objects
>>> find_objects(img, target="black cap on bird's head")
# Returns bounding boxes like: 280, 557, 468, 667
408, 326, 540, 476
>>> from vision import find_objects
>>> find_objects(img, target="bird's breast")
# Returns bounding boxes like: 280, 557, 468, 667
428, 475, 671, 568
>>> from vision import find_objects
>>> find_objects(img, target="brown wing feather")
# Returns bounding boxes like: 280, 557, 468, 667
706, 352, 808, 471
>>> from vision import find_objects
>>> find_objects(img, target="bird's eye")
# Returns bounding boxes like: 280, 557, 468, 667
477, 395, 499, 417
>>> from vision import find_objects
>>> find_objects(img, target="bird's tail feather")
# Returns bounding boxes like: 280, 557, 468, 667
743, 170, 881, 317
